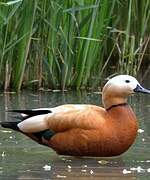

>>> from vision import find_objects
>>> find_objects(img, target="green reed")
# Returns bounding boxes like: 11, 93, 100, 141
0, 0, 149, 91
111, 0, 150, 76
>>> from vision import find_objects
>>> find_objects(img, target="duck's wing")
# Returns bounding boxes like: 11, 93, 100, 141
45, 104, 106, 132
6, 105, 105, 133
0, 105, 106, 147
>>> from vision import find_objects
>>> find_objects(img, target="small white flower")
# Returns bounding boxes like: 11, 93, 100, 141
56, 175, 66, 178
43, 165, 51, 171
81, 169, 87, 172
137, 129, 144, 133
82, 165, 88, 168
137, 166, 144, 173
90, 170, 94, 174
1, 152, 5, 157
140, 160, 144, 163
97, 160, 108, 165
147, 168, 150, 173
2, 130, 12, 133
122, 169, 131, 174
130, 167, 137, 171
130, 166, 144, 173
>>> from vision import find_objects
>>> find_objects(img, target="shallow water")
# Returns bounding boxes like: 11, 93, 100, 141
0, 90, 150, 180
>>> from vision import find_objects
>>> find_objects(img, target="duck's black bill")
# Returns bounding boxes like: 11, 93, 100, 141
134, 84, 150, 94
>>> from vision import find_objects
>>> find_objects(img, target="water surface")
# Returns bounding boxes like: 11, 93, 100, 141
0, 90, 150, 179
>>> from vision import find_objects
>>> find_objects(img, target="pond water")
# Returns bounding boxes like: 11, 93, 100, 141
0, 90, 150, 180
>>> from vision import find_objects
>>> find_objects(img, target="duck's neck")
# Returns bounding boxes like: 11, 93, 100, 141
102, 95, 127, 110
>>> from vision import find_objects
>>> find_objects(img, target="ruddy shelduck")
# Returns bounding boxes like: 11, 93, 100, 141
1, 75, 150, 157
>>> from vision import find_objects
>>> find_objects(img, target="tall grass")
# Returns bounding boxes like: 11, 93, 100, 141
0, 0, 149, 91
112, 0, 150, 76
11, 0, 37, 91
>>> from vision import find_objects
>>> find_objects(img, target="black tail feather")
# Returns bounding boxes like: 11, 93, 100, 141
0, 109, 54, 147
0, 121, 21, 131
8, 109, 51, 117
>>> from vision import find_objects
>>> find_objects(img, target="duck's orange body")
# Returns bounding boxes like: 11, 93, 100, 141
45, 104, 138, 156
1, 75, 149, 157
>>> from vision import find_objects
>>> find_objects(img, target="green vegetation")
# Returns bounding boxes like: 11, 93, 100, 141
0, 0, 149, 91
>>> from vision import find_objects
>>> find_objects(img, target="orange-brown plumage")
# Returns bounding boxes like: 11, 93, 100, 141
1, 75, 149, 157
44, 104, 138, 156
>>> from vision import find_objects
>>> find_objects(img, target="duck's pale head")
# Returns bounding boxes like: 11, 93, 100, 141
102, 75, 150, 109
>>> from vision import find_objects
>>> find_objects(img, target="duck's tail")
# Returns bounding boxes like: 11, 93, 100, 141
0, 121, 21, 131
0, 109, 52, 132
0, 109, 54, 147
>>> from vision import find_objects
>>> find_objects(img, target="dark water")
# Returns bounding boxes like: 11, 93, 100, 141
0, 90, 150, 180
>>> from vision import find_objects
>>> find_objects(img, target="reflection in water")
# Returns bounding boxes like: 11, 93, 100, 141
15, 156, 137, 180
0, 90, 150, 179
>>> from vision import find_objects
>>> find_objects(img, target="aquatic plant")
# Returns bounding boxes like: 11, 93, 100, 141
0, 0, 149, 91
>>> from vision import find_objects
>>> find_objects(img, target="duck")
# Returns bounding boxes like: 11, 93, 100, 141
0, 75, 150, 157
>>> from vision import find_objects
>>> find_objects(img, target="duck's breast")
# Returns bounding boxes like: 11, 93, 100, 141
106, 105, 138, 155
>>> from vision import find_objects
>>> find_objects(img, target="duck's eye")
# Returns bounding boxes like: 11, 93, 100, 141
125, 80, 130, 83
